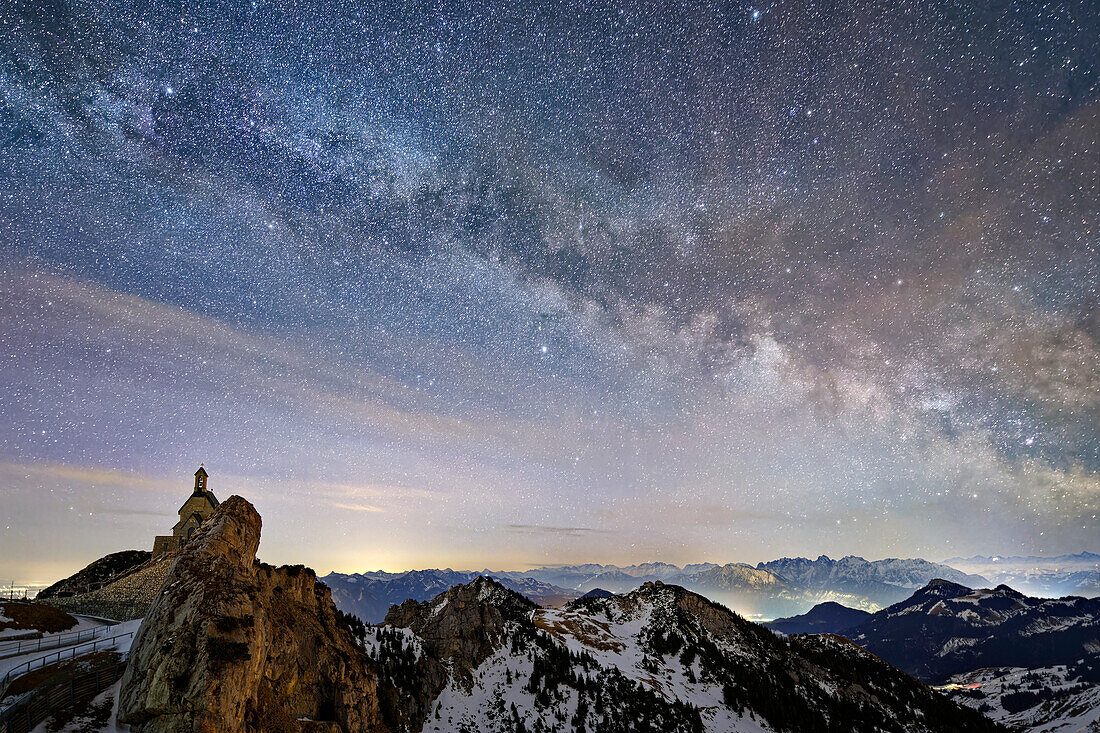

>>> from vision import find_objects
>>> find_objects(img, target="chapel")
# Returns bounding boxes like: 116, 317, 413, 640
152, 466, 221, 557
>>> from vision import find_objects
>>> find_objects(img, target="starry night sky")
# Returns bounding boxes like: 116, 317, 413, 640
1, 0, 1097, 585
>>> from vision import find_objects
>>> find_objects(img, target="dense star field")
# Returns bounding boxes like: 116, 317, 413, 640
0, 0, 1096, 584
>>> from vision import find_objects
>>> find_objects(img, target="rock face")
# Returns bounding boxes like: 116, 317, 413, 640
386, 576, 535, 677
118, 495, 384, 733
375, 576, 536, 730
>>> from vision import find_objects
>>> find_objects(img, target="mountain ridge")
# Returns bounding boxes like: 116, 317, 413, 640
765, 578, 1100, 684
360, 577, 1003, 732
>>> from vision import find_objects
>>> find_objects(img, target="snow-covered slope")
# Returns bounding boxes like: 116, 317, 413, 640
935, 663, 1100, 732
845, 579, 1100, 683
359, 577, 1002, 733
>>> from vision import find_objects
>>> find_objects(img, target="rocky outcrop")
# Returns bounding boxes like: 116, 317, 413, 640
376, 576, 536, 730
386, 576, 534, 678
118, 495, 385, 733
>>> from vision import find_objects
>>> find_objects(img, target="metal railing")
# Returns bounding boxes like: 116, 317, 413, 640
0, 631, 134, 697
0, 660, 126, 733
0, 622, 121, 660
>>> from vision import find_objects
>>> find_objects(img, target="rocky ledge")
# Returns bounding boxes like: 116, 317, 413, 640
118, 495, 385, 733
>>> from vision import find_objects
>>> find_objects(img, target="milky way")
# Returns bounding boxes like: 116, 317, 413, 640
0, 0, 1097, 584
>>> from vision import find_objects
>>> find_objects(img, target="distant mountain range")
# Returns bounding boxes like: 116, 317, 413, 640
944, 551, 1100, 566
942, 552, 1100, 598
756, 555, 988, 606
766, 579, 1100, 684
325, 554, 991, 622
322, 569, 581, 623
530, 555, 988, 607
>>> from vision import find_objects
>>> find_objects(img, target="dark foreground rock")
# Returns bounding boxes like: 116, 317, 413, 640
118, 495, 385, 733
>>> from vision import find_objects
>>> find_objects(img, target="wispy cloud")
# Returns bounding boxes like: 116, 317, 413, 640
0, 460, 175, 493
330, 502, 386, 513
505, 524, 614, 537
